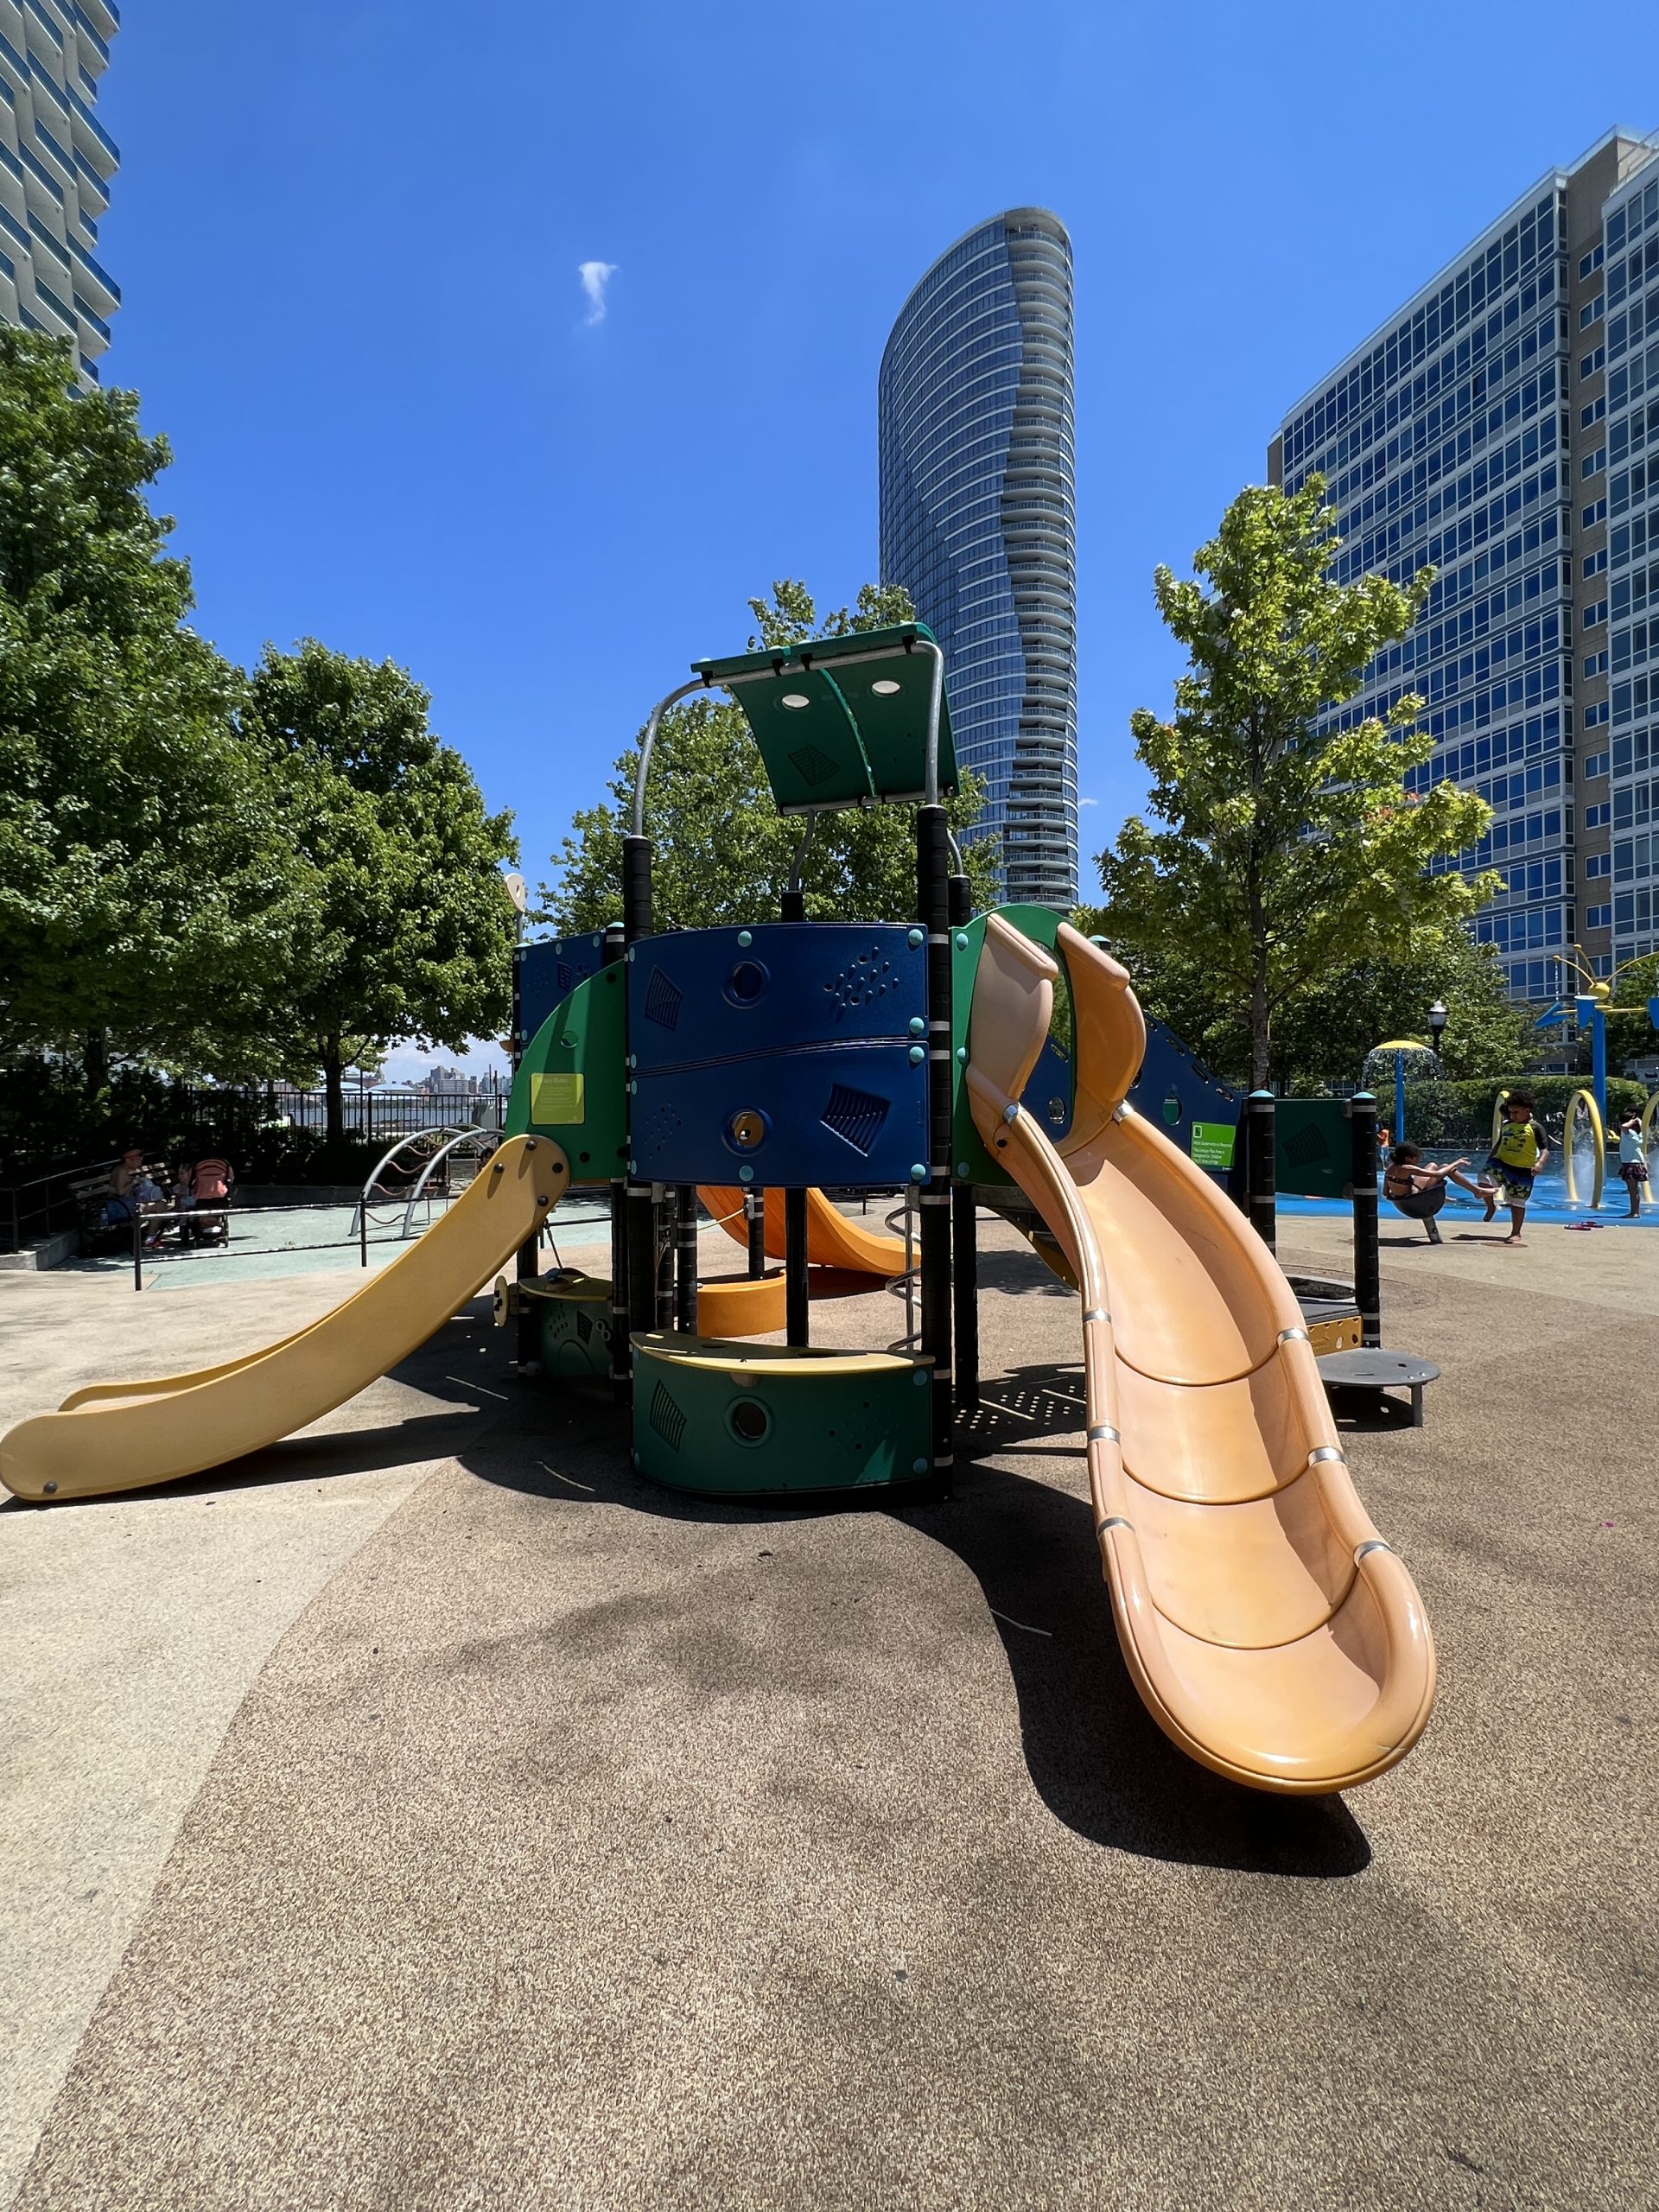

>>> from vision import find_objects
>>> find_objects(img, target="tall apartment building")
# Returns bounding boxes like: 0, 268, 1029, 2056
0, 0, 119, 380
1269, 129, 1659, 1001
879, 209, 1078, 909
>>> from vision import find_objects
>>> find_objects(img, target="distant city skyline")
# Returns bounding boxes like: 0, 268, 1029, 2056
878, 209, 1078, 908
0, 0, 119, 377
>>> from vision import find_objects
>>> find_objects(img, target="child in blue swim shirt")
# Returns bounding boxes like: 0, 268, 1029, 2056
1484, 1091, 1550, 1245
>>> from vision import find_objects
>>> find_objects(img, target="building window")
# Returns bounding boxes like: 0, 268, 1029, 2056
1584, 498, 1608, 528
1586, 903, 1613, 929
1580, 345, 1605, 380
1583, 548, 1608, 579
1585, 803, 1611, 828
1585, 750, 1610, 777
1579, 245, 1605, 281
1580, 397, 1606, 429
1580, 293, 1605, 329
1585, 852, 1611, 878
1584, 650, 1610, 677
1582, 448, 1606, 479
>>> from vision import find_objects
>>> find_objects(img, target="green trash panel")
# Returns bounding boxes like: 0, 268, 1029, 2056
505, 964, 628, 1180
522, 1270, 613, 1380
631, 1333, 931, 1497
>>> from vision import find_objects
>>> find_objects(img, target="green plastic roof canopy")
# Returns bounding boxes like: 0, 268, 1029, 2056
692, 623, 957, 814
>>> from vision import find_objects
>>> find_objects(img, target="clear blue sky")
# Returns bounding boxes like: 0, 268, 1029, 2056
101, 2, 1658, 925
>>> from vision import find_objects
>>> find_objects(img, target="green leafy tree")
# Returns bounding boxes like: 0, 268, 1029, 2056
1604, 951, 1659, 1067
242, 642, 518, 1142
1090, 913, 1527, 1092
1093, 479, 1499, 1090
0, 329, 296, 1091
542, 581, 1000, 931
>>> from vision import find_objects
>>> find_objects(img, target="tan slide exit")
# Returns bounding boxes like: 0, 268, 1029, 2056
0, 1135, 569, 1504
967, 916, 1435, 1794
699, 1185, 906, 1279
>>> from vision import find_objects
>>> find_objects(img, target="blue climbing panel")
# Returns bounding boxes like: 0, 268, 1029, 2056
517, 933, 608, 1046
626, 922, 930, 1189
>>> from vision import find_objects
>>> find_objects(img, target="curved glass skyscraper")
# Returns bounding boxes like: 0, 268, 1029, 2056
879, 209, 1077, 907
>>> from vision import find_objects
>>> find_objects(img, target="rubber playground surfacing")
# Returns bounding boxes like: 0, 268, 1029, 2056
0, 1213, 1654, 2212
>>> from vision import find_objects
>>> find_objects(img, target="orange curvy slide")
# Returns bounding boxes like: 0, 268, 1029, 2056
698, 1185, 906, 1280
966, 916, 1435, 1794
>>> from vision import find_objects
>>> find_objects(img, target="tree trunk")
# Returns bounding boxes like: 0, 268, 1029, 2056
1249, 951, 1270, 1094
323, 1035, 345, 1147
83, 1027, 107, 1102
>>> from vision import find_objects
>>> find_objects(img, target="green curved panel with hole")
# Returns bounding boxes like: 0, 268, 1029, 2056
504, 964, 628, 1182
691, 623, 957, 811
630, 1334, 931, 1496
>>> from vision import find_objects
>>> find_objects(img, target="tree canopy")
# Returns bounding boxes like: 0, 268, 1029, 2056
241, 641, 518, 1139
542, 581, 1000, 932
0, 328, 296, 1086
1092, 479, 1499, 1090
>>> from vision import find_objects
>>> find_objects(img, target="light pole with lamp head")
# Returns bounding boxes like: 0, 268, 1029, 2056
1427, 999, 1447, 1067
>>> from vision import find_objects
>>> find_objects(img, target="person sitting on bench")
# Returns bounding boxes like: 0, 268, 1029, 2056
1382, 1142, 1495, 1242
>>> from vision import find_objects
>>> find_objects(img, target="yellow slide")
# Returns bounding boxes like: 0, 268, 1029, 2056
967, 917, 1435, 1795
0, 1135, 569, 1504
699, 1185, 906, 1279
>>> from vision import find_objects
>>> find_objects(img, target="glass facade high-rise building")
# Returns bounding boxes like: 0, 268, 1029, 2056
1270, 130, 1659, 1002
879, 209, 1077, 908
0, 0, 120, 380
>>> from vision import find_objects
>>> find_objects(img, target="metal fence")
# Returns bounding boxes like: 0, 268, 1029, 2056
190, 1087, 509, 1142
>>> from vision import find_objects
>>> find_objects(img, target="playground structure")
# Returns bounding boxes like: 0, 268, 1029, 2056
0, 624, 1436, 1797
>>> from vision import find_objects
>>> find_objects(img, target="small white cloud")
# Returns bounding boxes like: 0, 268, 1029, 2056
577, 260, 618, 325
1078, 796, 1099, 807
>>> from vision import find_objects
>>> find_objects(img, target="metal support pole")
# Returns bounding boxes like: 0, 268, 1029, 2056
946, 869, 976, 1417
601, 925, 631, 1399
132, 1209, 142, 1293
746, 1188, 766, 1278
918, 803, 953, 1493
626, 1184, 657, 1340
1347, 1091, 1382, 1349
674, 1184, 697, 1333
785, 1186, 810, 1346
653, 1185, 675, 1330
1246, 1090, 1276, 1255
779, 889, 806, 922
1592, 1007, 1607, 1135
620, 846, 654, 1365
359, 1198, 368, 1270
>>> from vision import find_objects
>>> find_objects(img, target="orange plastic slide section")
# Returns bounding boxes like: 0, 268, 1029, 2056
700, 1185, 906, 1279
966, 917, 1435, 1794
0, 1135, 569, 1504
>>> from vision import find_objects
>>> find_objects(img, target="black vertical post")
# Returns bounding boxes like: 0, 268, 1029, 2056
674, 1184, 697, 1333
785, 1185, 810, 1345
918, 806, 953, 1493
604, 924, 630, 1399
1348, 1090, 1382, 1348
623, 839, 657, 1350
1245, 1090, 1276, 1255
132, 1208, 143, 1293
746, 1188, 766, 1278
653, 1186, 676, 1329
779, 888, 806, 922
947, 870, 977, 1415
509, 939, 541, 1366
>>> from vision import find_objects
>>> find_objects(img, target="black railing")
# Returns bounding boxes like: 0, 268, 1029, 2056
0, 1157, 118, 1255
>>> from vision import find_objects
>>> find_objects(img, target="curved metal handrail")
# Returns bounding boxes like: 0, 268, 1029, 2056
352, 1124, 485, 1236
398, 1128, 495, 1240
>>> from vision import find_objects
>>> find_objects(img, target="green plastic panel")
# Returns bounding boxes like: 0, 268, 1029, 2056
630, 1335, 931, 1497
524, 1270, 614, 1379
505, 964, 628, 1181
1274, 1098, 1353, 1199
691, 623, 957, 811
950, 905, 1070, 1187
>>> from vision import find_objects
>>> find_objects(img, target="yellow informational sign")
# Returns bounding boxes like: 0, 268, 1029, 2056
531, 1071, 585, 1125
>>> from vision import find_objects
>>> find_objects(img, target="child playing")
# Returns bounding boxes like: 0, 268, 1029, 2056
1616, 1111, 1649, 1218
1484, 1091, 1550, 1246
1382, 1143, 1495, 1243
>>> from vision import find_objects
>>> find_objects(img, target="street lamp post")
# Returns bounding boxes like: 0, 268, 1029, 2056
1427, 999, 1447, 1065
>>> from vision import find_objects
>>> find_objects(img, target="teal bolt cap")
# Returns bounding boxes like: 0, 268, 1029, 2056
956, 1046, 967, 1064
955, 931, 969, 950
737, 929, 753, 948
631, 1449, 640, 1467
957, 1161, 969, 1176
908, 1046, 925, 1065
907, 926, 925, 948
908, 1016, 925, 1036
738, 1165, 754, 1182
909, 1162, 927, 1182
912, 1370, 928, 1386
912, 1458, 930, 1474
